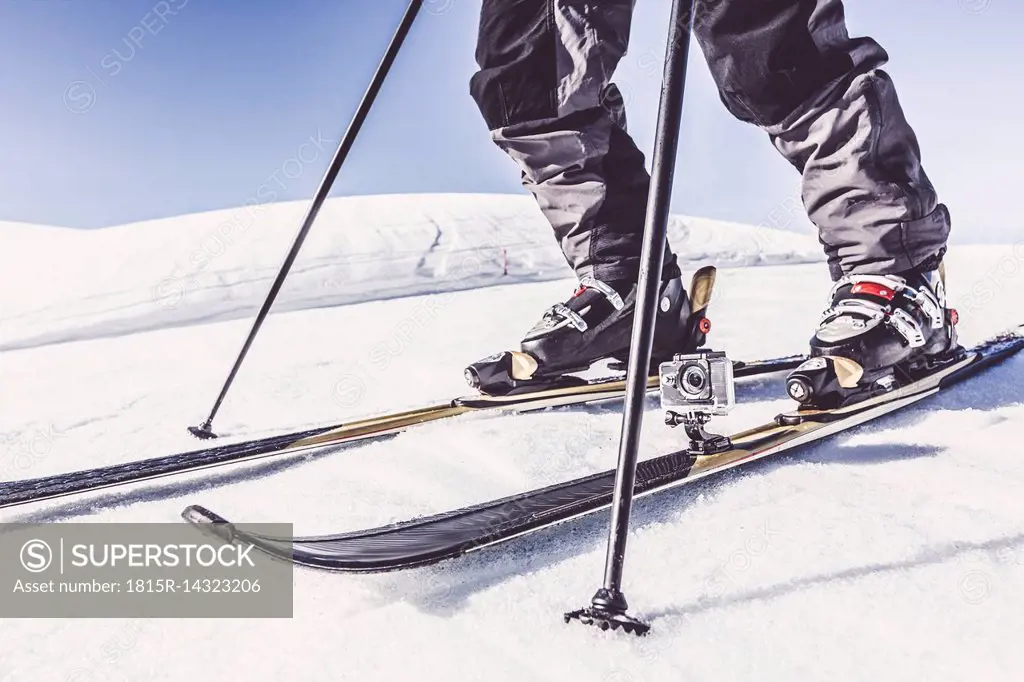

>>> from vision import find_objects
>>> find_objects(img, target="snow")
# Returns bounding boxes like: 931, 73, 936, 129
1, 195, 1022, 682
0, 193, 822, 351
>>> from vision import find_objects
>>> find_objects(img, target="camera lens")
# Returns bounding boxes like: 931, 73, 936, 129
679, 365, 708, 396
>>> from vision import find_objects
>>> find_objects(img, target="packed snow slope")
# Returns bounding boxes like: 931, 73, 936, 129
0, 193, 822, 350
1, 198, 1022, 682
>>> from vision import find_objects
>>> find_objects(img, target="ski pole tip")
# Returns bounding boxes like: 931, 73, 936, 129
564, 587, 650, 636
188, 423, 218, 440
564, 607, 650, 636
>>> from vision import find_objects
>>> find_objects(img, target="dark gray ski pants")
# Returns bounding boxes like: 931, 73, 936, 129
470, 0, 951, 283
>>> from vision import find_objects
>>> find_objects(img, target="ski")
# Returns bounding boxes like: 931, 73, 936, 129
182, 325, 1023, 572
0, 355, 803, 510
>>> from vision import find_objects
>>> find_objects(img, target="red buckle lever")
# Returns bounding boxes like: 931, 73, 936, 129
851, 281, 896, 301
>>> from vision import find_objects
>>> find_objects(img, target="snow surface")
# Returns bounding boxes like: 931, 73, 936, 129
0, 194, 822, 351
1, 197, 1022, 682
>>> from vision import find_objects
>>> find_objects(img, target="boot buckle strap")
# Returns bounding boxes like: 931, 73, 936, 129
911, 287, 945, 330
578, 276, 625, 311
829, 274, 909, 301
833, 274, 945, 332
550, 303, 588, 332
819, 299, 886, 328
820, 298, 926, 348
889, 308, 926, 348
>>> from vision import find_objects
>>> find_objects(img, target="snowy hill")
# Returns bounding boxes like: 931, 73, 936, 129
0, 194, 822, 350
1, 195, 1022, 682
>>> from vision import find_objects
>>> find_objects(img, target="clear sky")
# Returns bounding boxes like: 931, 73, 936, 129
0, 0, 1020, 243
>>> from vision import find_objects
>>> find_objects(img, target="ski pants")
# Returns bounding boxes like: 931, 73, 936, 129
470, 0, 951, 282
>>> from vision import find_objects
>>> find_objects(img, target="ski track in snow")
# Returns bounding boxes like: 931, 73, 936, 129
1, 200, 1022, 681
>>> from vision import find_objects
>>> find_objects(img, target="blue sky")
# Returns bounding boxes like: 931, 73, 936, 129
0, 0, 1020, 243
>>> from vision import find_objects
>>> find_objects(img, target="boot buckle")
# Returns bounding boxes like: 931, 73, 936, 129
579, 276, 625, 311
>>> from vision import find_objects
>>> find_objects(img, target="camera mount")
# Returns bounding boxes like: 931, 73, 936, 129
664, 410, 733, 456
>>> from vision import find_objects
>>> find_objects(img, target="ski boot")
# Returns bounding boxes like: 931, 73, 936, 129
465, 266, 716, 396
786, 261, 960, 409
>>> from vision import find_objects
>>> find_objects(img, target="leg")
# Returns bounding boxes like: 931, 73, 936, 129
693, 0, 950, 280
470, 0, 679, 285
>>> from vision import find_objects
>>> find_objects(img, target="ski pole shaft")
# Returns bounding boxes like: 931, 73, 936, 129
601, 0, 697, 596
190, 0, 423, 438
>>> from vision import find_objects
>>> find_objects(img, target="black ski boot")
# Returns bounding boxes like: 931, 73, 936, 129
465, 267, 716, 396
786, 261, 960, 408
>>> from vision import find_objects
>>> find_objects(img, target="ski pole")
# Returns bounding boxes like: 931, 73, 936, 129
189, 0, 424, 439
565, 0, 697, 636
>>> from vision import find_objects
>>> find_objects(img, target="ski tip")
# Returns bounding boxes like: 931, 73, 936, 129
182, 504, 229, 524
182, 505, 238, 544
182, 504, 220, 523
188, 424, 219, 440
